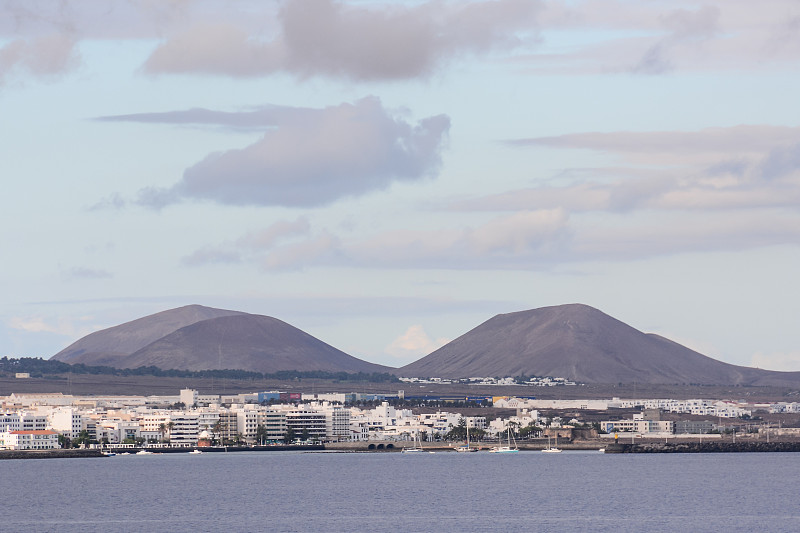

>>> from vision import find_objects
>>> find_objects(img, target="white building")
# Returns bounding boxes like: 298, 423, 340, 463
235, 408, 259, 443
257, 409, 286, 442
48, 408, 84, 439
0, 412, 48, 432
600, 413, 674, 435
0, 429, 59, 450
169, 412, 199, 446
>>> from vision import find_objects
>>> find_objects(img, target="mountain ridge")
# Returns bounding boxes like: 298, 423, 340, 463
50, 302, 800, 386
52, 304, 389, 374
398, 303, 800, 386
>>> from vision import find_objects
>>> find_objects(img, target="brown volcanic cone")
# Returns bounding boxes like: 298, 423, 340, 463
114, 314, 391, 374
399, 303, 800, 386
51, 304, 245, 366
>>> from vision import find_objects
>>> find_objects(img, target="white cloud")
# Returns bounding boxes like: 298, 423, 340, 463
101, 97, 450, 208
0, 33, 80, 84
751, 351, 800, 372
522, 0, 800, 75
143, 0, 542, 81
8, 315, 97, 339
463, 125, 800, 217
384, 324, 449, 361
182, 216, 314, 268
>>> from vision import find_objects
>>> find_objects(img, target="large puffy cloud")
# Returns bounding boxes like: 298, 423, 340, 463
144, 0, 542, 80
100, 97, 450, 208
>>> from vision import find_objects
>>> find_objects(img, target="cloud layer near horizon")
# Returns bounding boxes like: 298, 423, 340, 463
179, 122, 800, 272
100, 97, 450, 208
4, 0, 800, 86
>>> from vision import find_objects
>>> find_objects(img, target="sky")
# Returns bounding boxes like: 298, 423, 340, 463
2, 0, 799, 371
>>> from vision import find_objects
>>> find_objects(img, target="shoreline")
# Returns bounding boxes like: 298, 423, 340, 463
604, 441, 800, 453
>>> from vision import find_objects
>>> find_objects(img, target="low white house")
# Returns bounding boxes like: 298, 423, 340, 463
0, 429, 59, 450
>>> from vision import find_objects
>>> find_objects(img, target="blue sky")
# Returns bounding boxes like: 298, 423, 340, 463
2, 0, 799, 370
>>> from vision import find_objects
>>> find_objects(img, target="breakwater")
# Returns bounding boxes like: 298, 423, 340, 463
0, 449, 105, 460
605, 441, 800, 453
105, 444, 325, 454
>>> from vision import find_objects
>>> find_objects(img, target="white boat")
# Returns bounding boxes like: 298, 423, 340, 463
455, 444, 478, 452
189, 449, 204, 455
135, 450, 154, 455
542, 435, 562, 453
490, 427, 519, 453
455, 421, 478, 452
401, 432, 426, 453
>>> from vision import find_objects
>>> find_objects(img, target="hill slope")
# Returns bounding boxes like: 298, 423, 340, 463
52, 305, 245, 366
114, 314, 391, 374
399, 304, 800, 386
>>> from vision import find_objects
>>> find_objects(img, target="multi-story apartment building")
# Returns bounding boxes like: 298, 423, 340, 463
99, 420, 141, 444
257, 409, 286, 442
236, 408, 259, 444
285, 409, 327, 441
138, 412, 171, 439
48, 408, 84, 439
600, 417, 675, 434
0, 412, 48, 432
216, 411, 239, 444
169, 412, 199, 446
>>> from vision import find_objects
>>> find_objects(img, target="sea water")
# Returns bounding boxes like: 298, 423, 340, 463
3, 450, 799, 532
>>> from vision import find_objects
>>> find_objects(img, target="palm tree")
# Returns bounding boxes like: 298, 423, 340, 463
211, 420, 222, 446
166, 421, 175, 444
255, 424, 268, 445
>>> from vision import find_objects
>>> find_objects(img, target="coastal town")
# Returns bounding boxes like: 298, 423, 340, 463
3, 384, 800, 452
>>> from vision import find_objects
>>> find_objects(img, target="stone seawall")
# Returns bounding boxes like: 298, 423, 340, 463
0, 449, 105, 460
605, 441, 800, 453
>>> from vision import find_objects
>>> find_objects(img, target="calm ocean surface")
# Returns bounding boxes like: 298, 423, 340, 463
3, 450, 799, 532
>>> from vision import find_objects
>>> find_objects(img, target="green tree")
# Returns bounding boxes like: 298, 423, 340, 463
444, 418, 467, 441
73, 430, 92, 448
284, 427, 296, 443
518, 424, 543, 439
255, 424, 268, 445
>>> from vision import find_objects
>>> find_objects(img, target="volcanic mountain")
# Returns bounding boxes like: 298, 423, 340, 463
52, 305, 390, 374
399, 303, 800, 386
52, 305, 245, 366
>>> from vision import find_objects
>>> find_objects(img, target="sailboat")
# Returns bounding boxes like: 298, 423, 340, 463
455, 420, 478, 452
489, 427, 519, 453
541, 434, 562, 453
401, 431, 426, 453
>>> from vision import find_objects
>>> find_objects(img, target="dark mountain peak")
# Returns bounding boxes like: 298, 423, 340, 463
51, 305, 390, 375
52, 304, 245, 365
399, 303, 800, 386
116, 313, 390, 374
